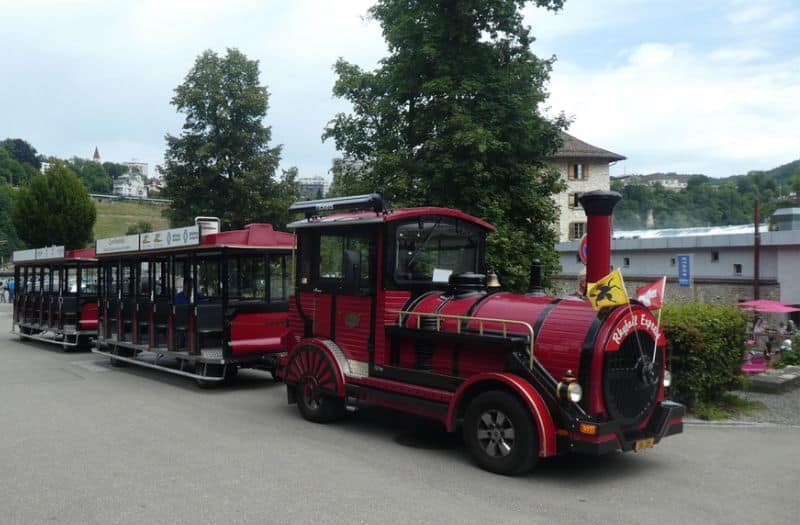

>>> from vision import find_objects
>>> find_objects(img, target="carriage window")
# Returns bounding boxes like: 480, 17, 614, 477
270, 254, 292, 302
64, 267, 77, 294
41, 267, 51, 292
81, 267, 98, 295
196, 258, 221, 300
52, 268, 61, 294
105, 264, 119, 298
394, 218, 481, 284
152, 261, 168, 298
138, 262, 150, 296
228, 255, 266, 300
318, 234, 371, 289
172, 258, 193, 302
121, 264, 136, 297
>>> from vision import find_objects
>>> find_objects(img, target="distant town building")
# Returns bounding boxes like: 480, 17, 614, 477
613, 173, 691, 191
547, 131, 626, 242
297, 176, 329, 199
93, 146, 101, 163
147, 177, 166, 194
122, 160, 148, 178
40, 161, 52, 173
554, 208, 800, 309
113, 172, 148, 198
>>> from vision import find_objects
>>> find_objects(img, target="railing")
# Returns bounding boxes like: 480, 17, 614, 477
392, 310, 536, 369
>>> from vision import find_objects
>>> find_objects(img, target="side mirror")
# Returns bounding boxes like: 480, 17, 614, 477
343, 249, 362, 290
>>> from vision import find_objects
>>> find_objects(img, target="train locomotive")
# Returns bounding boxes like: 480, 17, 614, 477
281, 191, 684, 475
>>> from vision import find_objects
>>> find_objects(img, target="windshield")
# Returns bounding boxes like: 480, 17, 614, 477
394, 218, 483, 284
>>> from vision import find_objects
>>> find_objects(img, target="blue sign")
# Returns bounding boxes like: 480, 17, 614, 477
677, 254, 691, 287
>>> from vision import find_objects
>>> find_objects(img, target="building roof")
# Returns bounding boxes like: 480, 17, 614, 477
548, 131, 626, 162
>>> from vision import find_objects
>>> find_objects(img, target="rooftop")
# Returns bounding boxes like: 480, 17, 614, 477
548, 131, 626, 162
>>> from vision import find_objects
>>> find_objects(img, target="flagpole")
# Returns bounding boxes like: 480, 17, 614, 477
651, 276, 666, 364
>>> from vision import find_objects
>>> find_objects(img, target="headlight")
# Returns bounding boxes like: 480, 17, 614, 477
557, 380, 583, 403
663, 370, 672, 388
567, 382, 583, 403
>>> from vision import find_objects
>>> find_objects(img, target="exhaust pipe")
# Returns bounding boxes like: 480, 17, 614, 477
578, 190, 622, 283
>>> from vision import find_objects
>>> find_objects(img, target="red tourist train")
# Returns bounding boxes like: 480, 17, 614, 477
279, 192, 684, 475
12, 246, 99, 349
91, 220, 296, 387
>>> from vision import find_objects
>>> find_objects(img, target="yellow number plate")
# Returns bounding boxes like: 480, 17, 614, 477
634, 437, 655, 451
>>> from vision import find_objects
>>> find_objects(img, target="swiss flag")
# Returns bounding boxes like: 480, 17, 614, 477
636, 277, 667, 310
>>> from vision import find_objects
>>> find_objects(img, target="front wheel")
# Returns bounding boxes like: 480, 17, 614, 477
463, 390, 538, 476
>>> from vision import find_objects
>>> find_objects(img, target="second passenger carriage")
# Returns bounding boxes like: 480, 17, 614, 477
92, 220, 295, 387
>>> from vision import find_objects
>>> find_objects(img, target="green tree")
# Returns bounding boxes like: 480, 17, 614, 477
66, 157, 113, 193
102, 161, 129, 180
160, 48, 293, 229
11, 162, 96, 249
126, 220, 153, 235
1, 138, 40, 170
0, 182, 22, 257
0, 147, 38, 186
323, 0, 567, 290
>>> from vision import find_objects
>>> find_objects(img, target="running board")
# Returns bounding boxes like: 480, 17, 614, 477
91, 348, 226, 382
11, 329, 79, 347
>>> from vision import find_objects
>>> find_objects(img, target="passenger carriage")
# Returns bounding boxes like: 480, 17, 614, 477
280, 193, 684, 475
92, 221, 295, 387
12, 246, 98, 350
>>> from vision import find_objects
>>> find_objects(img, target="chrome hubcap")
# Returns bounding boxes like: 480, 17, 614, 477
302, 376, 320, 410
476, 409, 515, 457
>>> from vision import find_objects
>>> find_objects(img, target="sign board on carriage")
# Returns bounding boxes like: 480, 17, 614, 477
35, 245, 65, 260
139, 225, 200, 251
96, 234, 140, 254
12, 248, 37, 263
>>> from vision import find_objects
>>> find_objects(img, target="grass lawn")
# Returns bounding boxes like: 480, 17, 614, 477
94, 201, 170, 239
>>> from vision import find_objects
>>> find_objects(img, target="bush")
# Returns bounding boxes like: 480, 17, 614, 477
662, 303, 746, 407
774, 333, 800, 367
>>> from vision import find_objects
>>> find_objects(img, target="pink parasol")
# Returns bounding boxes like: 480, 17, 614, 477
737, 299, 800, 313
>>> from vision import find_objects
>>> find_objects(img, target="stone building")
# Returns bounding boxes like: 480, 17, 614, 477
548, 132, 626, 242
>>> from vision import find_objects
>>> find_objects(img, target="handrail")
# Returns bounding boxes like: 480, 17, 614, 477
391, 309, 536, 369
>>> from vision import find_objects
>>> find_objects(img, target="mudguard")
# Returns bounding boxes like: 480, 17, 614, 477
447, 372, 557, 458
283, 338, 349, 397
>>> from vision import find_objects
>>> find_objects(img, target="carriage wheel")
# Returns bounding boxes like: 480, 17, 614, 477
463, 390, 538, 476
289, 347, 344, 423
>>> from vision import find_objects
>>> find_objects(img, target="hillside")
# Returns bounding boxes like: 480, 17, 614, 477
94, 200, 170, 239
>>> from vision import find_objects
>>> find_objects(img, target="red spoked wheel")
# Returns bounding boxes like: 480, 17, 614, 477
287, 346, 345, 423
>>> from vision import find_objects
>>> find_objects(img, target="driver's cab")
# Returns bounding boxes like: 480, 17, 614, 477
288, 194, 492, 375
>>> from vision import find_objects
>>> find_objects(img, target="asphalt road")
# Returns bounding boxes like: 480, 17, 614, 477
1, 305, 798, 525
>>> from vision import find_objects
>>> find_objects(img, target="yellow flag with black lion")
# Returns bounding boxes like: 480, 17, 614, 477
586, 268, 630, 311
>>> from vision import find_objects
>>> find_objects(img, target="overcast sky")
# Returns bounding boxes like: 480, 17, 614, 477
1, 0, 797, 180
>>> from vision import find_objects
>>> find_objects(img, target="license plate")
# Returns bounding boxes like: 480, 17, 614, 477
634, 437, 655, 451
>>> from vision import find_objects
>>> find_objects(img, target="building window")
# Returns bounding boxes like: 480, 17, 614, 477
569, 222, 586, 240
670, 257, 676, 267
733, 263, 742, 275
623, 257, 631, 268
568, 192, 583, 208
568, 164, 587, 181
711, 251, 719, 263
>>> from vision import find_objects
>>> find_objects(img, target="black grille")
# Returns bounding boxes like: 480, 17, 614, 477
603, 330, 662, 428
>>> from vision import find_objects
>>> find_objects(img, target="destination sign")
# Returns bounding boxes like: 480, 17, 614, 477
12, 249, 37, 263
140, 225, 200, 251
96, 234, 140, 254
35, 245, 65, 260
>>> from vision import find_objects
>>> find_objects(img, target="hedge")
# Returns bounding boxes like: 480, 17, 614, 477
661, 302, 746, 407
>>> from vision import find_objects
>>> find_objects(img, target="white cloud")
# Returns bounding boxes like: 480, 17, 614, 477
547, 42, 800, 176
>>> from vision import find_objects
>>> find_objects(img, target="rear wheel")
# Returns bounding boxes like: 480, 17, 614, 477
194, 362, 223, 389
463, 390, 538, 476
288, 347, 344, 423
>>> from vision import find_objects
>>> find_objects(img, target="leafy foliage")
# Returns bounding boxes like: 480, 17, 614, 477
102, 162, 129, 180
126, 220, 154, 235
160, 48, 298, 230
0, 147, 38, 186
0, 182, 22, 256
613, 160, 800, 230
324, 0, 567, 291
65, 157, 113, 193
662, 302, 746, 407
1, 138, 40, 170
12, 162, 96, 249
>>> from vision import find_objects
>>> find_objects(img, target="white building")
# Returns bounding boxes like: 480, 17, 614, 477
297, 176, 329, 199
113, 173, 148, 198
123, 161, 148, 178
547, 132, 626, 242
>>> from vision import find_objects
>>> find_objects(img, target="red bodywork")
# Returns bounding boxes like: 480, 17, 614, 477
283, 202, 684, 462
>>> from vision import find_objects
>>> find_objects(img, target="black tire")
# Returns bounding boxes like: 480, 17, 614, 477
295, 380, 345, 423
76, 335, 92, 352
223, 364, 239, 384
463, 390, 539, 476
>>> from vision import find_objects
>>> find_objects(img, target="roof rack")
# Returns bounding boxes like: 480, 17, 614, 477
288, 193, 385, 218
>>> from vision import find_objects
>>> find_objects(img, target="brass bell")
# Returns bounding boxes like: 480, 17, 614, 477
486, 271, 501, 289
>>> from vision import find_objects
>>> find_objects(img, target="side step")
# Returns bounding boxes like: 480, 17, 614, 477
12, 329, 81, 347
91, 347, 226, 382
